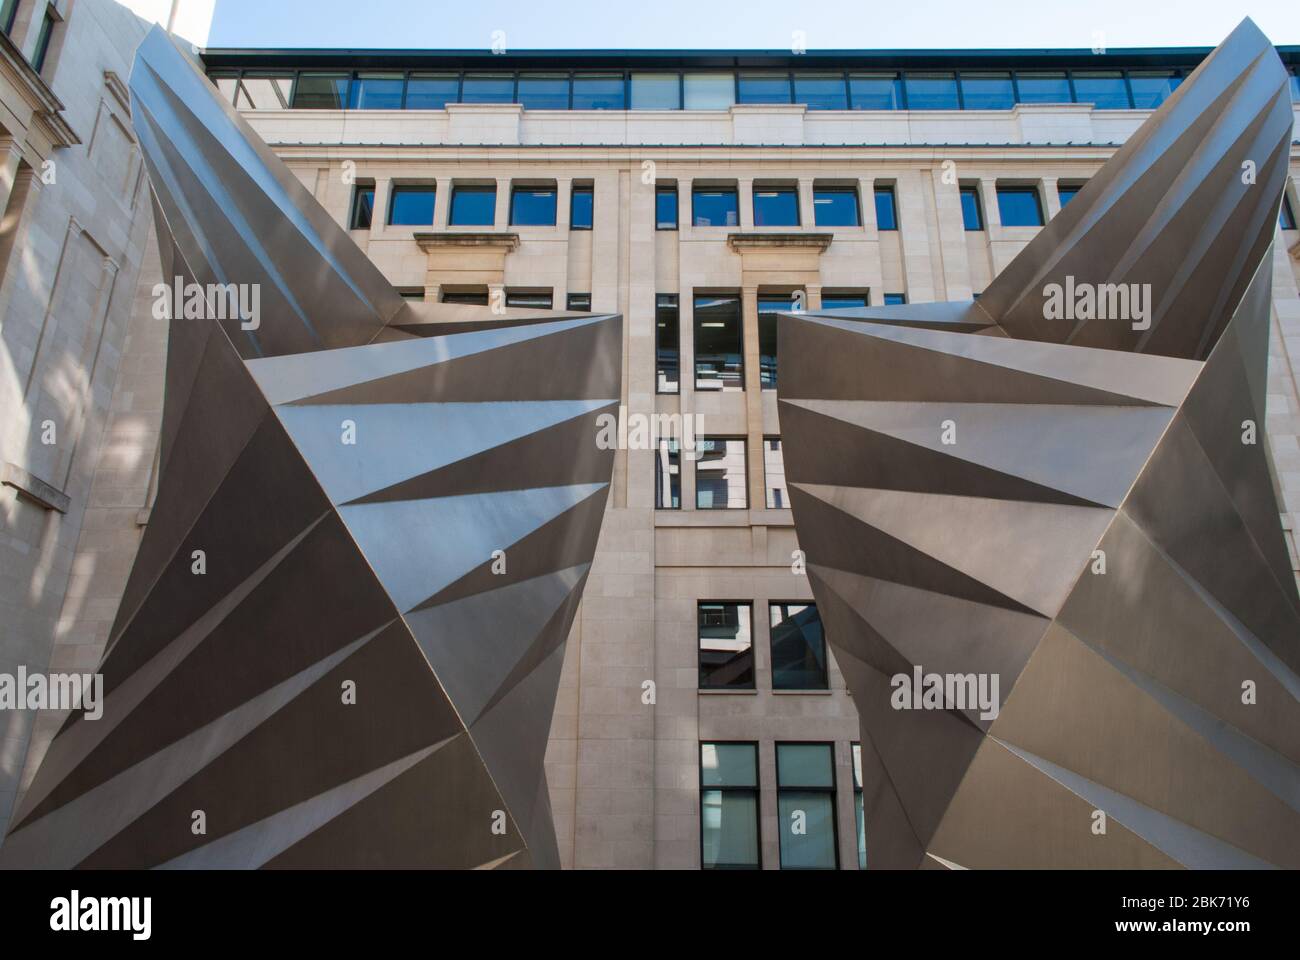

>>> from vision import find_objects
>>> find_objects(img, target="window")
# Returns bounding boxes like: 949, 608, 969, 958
813, 186, 860, 227
1280, 195, 1297, 231
694, 294, 743, 391
398, 288, 425, 301
349, 184, 375, 230
700, 743, 759, 869
1129, 71, 1179, 109
1058, 182, 1084, 208
1072, 71, 1131, 109
698, 602, 753, 688
656, 294, 679, 393
349, 73, 404, 110
770, 603, 826, 689
883, 293, 907, 305
874, 186, 898, 231
794, 75, 848, 110
692, 185, 739, 227
506, 290, 553, 309
461, 74, 514, 103
655, 438, 681, 509
631, 73, 680, 110
387, 185, 436, 226
569, 185, 593, 230
1291, 72, 1300, 104
517, 74, 569, 109
405, 73, 458, 109
655, 186, 678, 230
776, 743, 837, 869
997, 185, 1044, 226
959, 186, 984, 230
763, 438, 787, 509
572, 74, 625, 110
753, 185, 799, 227
566, 293, 591, 311
696, 438, 747, 510
449, 185, 496, 226
758, 294, 800, 389
233, 74, 293, 109
293, 72, 349, 109
31, 10, 57, 74
821, 292, 868, 309
849, 73, 902, 110
852, 743, 866, 869
904, 72, 959, 110
1, 0, 18, 35
511, 186, 557, 226
211, 72, 240, 103
959, 72, 1014, 110
738, 74, 792, 104
1014, 71, 1071, 104
442, 289, 489, 305
684, 73, 735, 110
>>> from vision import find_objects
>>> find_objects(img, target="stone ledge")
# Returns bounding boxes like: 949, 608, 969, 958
2, 462, 70, 514
414, 231, 520, 250
726, 232, 833, 251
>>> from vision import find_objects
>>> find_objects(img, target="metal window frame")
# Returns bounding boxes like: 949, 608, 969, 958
774, 740, 840, 870
698, 740, 762, 870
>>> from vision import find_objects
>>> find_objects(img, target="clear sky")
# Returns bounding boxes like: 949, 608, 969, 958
207, 0, 1300, 50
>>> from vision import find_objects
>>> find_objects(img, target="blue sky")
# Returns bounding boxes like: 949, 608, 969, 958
208, 0, 1300, 50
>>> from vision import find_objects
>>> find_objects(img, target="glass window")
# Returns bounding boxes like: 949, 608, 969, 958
1128, 71, 1178, 109
655, 438, 681, 509
517, 74, 569, 109
511, 186, 557, 226
758, 294, 799, 389
210, 72, 239, 104
776, 743, 837, 869
820, 293, 868, 309
570, 186, 593, 229
763, 438, 787, 509
573, 74, 625, 109
753, 186, 799, 227
349, 73, 404, 110
398, 288, 425, 301
883, 293, 907, 305
770, 602, 826, 689
694, 294, 743, 391
959, 186, 983, 230
631, 73, 680, 110
698, 602, 753, 687
700, 742, 759, 869
506, 291, 553, 309
461, 74, 514, 103
997, 185, 1044, 226
1281, 195, 1297, 231
738, 73, 791, 104
1015, 71, 1071, 104
656, 186, 678, 230
566, 293, 591, 311
1, 0, 18, 35
656, 294, 679, 393
450, 185, 496, 226
32, 10, 56, 74
293, 72, 349, 109
852, 743, 866, 869
1072, 71, 1130, 108
960, 72, 1014, 109
1291, 72, 1300, 103
904, 72, 959, 110
849, 73, 902, 110
1058, 183, 1084, 208
794, 74, 847, 110
692, 185, 739, 227
405, 73, 459, 109
387, 185, 436, 226
813, 187, 859, 227
236, 74, 293, 110
874, 186, 898, 230
442, 289, 488, 305
696, 439, 747, 510
684, 73, 735, 110
349, 185, 375, 230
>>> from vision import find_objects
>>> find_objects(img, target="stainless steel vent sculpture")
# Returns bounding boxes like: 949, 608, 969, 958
0, 27, 620, 869
778, 18, 1300, 869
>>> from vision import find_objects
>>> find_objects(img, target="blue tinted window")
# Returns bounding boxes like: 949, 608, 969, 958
794, 75, 847, 110
1072, 71, 1130, 108
1281, 196, 1297, 231
631, 73, 680, 109
450, 185, 495, 226
693, 187, 739, 227
960, 187, 983, 230
570, 186, 593, 229
753, 187, 799, 227
405, 74, 458, 109
770, 603, 827, 690
813, 188, 859, 227
960, 73, 1014, 109
573, 75, 625, 109
738, 74, 792, 104
656, 188, 678, 230
349, 73, 403, 109
388, 185, 436, 226
997, 186, 1044, 226
758, 295, 799, 388
821, 294, 867, 309
849, 73, 902, 109
883, 293, 907, 305
517, 74, 569, 109
656, 294, 679, 393
1128, 71, 1178, 108
293, 72, 349, 108
874, 187, 897, 230
511, 187, 557, 226
904, 73, 959, 109
461, 74, 513, 103
1014, 72, 1071, 103
1292, 72, 1300, 103
1058, 183, 1083, 208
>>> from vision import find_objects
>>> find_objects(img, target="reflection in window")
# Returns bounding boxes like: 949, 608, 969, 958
656, 294, 679, 393
1128, 71, 1179, 108
235, 74, 293, 109
959, 72, 1014, 109
349, 73, 404, 109
656, 186, 678, 230
883, 293, 907, 305
692, 186, 739, 227
753, 186, 799, 227
684, 73, 736, 110
570, 185, 594, 229
874, 186, 898, 230
700, 742, 759, 869
960, 186, 983, 230
764, 439, 787, 508
904, 72, 959, 110
776, 743, 837, 869
794, 75, 847, 110
738, 74, 792, 104
1058, 183, 1084, 209
821, 293, 868, 309
461, 74, 514, 103
695, 438, 747, 510
758, 294, 799, 389
1281, 195, 1297, 231
517, 74, 569, 109
293, 72, 349, 109
852, 743, 866, 869
1014, 72, 1071, 104
849, 73, 902, 110
405, 73, 459, 109
655, 438, 681, 509
1, 0, 18, 35
387, 185, 436, 226
511, 186, 558, 226
770, 603, 826, 690
631, 73, 680, 110
813, 187, 859, 227
997, 186, 1044, 226
698, 603, 754, 688
1072, 71, 1130, 109
694, 295, 743, 391
505, 290, 553, 309
450, 185, 496, 226
566, 293, 591, 311
573, 74, 625, 109
349, 184, 375, 230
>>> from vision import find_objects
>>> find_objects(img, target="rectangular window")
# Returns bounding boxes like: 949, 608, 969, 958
1128, 70, 1179, 109
293, 72, 349, 109
655, 186, 679, 230
849, 73, 902, 110
753, 185, 799, 227
569, 185, 593, 230
656, 294, 680, 393
442, 289, 489, 305
758, 294, 799, 389
959, 72, 1014, 110
405, 73, 459, 109
210, 73, 240, 103
1058, 182, 1084, 208
566, 293, 591, 311
763, 438, 787, 509
572, 74, 625, 110
692, 185, 739, 227
997, 185, 1044, 226
506, 290, 553, 309
694, 294, 743, 391
696, 438, 747, 510
655, 438, 681, 509
874, 186, 898, 230
813, 186, 859, 227
1282, 195, 1297, 231
387, 185, 436, 226
398, 288, 425, 301
32, 10, 56, 74
349, 184, 375, 230
449, 185, 496, 226
959, 186, 984, 230
776, 743, 837, 869
1014, 71, 1071, 104
511, 186, 557, 226
700, 742, 759, 869
349, 73, 404, 110
1, 0, 18, 35
1072, 71, 1131, 109
684, 73, 736, 110
904, 72, 959, 110
852, 743, 866, 869
698, 602, 753, 687
883, 293, 907, 305
461, 74, 514, 104
631, 73, 681, 110
516, 74, 569, 109
820, 292, 868, 309
794, 74, 847, 110
770, 602, 827, 690
738, 73, 792, 104
234, 74, 293, 110
1291, 72, 1300, 103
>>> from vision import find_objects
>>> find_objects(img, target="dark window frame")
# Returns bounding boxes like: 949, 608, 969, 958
569, 184, 594, 230
959, 184, 984, 231
31, 7, 58, 75
386, 183, 437, 226
348, 182, 376, 230
775, 741, 840, 870
656, 185, 679, 230
656, 292, 680, 394
752, 184, 801, 228
768, 600, 828, 691
874, 185, 898, 231
509, 184, 558, 226
694, 436, 749, 510
697, 600, 756, 689
655, 436, 682, 510
996, 184, 1046, 227
699, 740, 761, 870
449, 183, 498, 227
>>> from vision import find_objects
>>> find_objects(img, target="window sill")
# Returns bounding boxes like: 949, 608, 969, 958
698, 688, 758, 695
